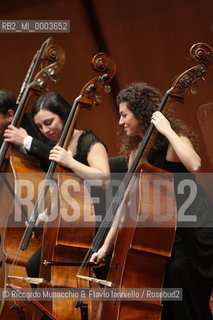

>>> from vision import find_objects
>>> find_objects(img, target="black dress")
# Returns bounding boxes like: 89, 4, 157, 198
26, 131, 107, 278
148, 147, 213, 320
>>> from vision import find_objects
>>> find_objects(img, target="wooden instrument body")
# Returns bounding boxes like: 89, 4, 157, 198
0, 152, 45, 319
38, 171, 96, 320
96, 168, 177, 320
0, 37, 65, 319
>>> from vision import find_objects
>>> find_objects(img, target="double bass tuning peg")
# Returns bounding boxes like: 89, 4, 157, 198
191, 87, 197, 95
35, 78, 45, 89
86, 84, 96, 93
44, 67, 55, 77
100, 73, 110, 84
104, 85, 111, 93
94, 95, 102, 105
51, 77, 58, 84
42, 67, 58, 84
100, 74, 111, 93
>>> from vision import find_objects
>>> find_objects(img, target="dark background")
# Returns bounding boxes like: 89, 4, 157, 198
1, 0, 213, 172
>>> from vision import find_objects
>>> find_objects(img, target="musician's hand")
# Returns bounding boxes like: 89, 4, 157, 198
49, 145, 73, 169
90, 246, 108, 267
25, 208, 48, 230
4, 125, 28, 146
151, 111, 172, 137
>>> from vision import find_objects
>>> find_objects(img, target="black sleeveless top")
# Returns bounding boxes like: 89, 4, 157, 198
148, 146, 213, 282
73, 131, 106, 165
73, 131, 107, 227
147, 146, 188, 172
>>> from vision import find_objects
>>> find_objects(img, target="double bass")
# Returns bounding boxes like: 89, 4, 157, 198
78, 42, 213, 320
0, 37, 65, 319
11, 53, 116, 320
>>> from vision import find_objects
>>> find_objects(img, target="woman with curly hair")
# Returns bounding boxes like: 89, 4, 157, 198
91, 82, 213, 320
117, 82, 198, 167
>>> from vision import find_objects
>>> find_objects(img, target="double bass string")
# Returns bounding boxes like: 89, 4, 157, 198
0, 39, 55, 285
77, 88, 173, 276
16, 37, 52, 105
0, 38, 62, 237
1, 39, 66, 291
19, 95, 82, 252
0, 38, 52, 169
78, 43, 213, 288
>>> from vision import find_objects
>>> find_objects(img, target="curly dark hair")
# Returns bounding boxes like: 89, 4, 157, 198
116, 82, 198, 157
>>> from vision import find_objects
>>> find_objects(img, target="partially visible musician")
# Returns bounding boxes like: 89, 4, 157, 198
1, 89, 55, 170
24, 91, 110, 279
90, 82, 213, 320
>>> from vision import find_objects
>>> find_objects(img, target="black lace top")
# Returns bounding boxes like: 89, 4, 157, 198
73, 131, 107, 165
73, 131, 107, 230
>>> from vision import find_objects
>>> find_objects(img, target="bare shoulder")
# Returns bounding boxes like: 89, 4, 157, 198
88, 141, 107, 156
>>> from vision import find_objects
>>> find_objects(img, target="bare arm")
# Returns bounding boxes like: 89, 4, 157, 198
90, 212, 119, 264
151, 111, 201, 172
49, 142, 110, 188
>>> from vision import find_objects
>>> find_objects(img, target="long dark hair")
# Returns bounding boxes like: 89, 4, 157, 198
116, 82, 198, 157
0, 89, 17, 114
32, 92, 71, 125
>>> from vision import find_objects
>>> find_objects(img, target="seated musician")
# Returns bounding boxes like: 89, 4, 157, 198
0, 89, 17, 145
0, 89, 55, 170
19, 91, 110, 279
90, 82, 213, 320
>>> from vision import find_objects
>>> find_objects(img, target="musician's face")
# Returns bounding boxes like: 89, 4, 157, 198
34, 109, 64, 141
0, 109, 14, 135
119, 102, 143, 137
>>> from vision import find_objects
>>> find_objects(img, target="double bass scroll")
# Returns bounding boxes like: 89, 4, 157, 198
168, 42, 213, 103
